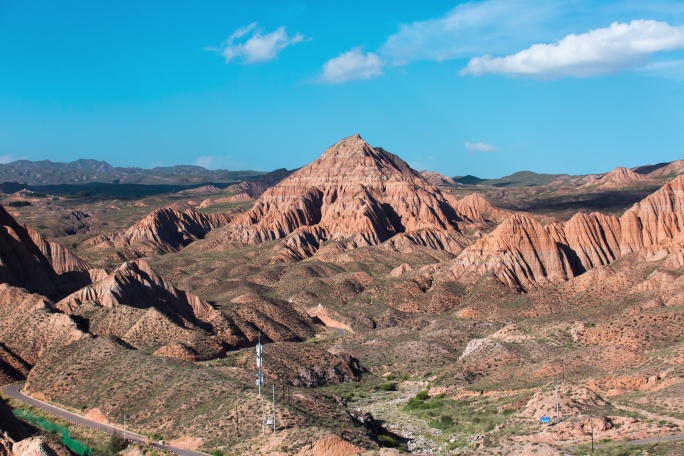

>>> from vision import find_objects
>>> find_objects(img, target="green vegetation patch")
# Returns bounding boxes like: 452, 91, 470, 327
401, 391, 513, 444
8, 200, 31, 207
12, 409, 93, 456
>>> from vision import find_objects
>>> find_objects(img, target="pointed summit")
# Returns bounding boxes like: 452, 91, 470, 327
220, 135, 466, 258
319, 134, 376, 160
583, 166, 650, 189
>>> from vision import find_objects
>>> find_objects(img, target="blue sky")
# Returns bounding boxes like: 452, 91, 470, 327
1, 1, 683, 178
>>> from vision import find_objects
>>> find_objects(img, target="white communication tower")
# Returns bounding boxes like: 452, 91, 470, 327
256, 332, 264, 396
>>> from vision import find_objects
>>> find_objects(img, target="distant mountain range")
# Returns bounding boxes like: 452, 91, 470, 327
2, 157, 683, 194
0, 159, 293, 198
0, 159, 267, 186
453, 161, 684, 187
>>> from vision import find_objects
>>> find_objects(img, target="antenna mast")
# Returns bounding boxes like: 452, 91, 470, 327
256, 332, 264, 396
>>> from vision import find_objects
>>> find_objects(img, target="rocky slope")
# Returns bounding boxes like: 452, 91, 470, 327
443, 174, 684, 291
582, 166, 651, 190
450, 213, 577, 291
55, 259, 317, 358
635, 159, 684, 178
24, 336, 373, 452
217, 135, 475, 258
419, 170, 459, 187
83, 203, 231, 260
0, 205, 89, 299
0, 284, 87, 366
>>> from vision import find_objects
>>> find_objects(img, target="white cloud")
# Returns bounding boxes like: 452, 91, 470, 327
0, 154, 16, 164
380, 0, 564, 63
215, 23, 305, 64
638, 58, 684, 80
320, 49, 384, 83
464, 142, 497, 153
460, 20, 684, 78
194, 156, 215, 169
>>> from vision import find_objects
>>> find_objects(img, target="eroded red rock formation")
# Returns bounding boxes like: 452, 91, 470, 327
221, 135, 470, 257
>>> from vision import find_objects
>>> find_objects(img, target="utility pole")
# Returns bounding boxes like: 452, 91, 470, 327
554, 379, 560, 424
590, 417, 594, 453
123, 414, 127, 441
272, 385, 277, 434
256, 332, 264, 396
235, 405, 239, 438
561, 357, 565, 383
261, 395, 265, 435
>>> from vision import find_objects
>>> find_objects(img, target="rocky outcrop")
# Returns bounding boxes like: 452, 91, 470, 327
55, 260, 317, 355
450, 213, 577, 291
549, 212, 622, 272
448, 175, 684, 290
25, 225, 90, 274
0, 344, 31, 385
259, 342, 362, 387
448, 193, 509, 224
11, 436, 73, 456
198, 193, 251, 208
56, 260, 216, 320
583, 166, 650, 190
419, 170, 458, 187
0, 284, 87, 365
176, 185, 221, 195
638, 159, 684, 178
220, 135, 467, 257
292, 434, 365, 456
84, 204, 231, 259
619, 174, 684, 254
0, 205, 87, 299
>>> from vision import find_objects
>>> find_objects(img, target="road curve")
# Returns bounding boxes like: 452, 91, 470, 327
2, 383, 208, 456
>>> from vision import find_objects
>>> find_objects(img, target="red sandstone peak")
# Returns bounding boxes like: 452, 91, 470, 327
643, 160, 684, 178
545, 212, 622, 273
85, 203, 231, 259
584, 166, 650, 189
222, 134, 466, 257
26, 225, 90, 274
448, 193, 509, 224
450, 212, 577, 291
0, 205, 90, 298
452, 175, 684, 291
619, 174, 684, 254
56, 259, 218, 321
419, 170, 459, 187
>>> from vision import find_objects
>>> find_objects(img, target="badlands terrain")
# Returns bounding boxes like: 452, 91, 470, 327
2, 134, 684, 455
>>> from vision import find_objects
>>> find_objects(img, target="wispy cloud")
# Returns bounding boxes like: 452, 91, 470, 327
320, 49, 384, 83
212, 23, 305, 64
379, 0, 564, 64
638, 58, 684, 80
461, 20, 684, 78
0, 154, 17, 164
465, 142, 497, 153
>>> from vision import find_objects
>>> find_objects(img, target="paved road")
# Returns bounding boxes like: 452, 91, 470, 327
2, 383, 207, 456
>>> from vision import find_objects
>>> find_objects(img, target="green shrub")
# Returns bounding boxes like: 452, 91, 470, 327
61, 191, 91, 198
377, 435, 401, 448
8, 201, 31, 207
403, 391, 444, 411
379, 382, 397, 391
430, 415, 455, 431
415, 390, 429, 401
209, 450, 224, 456
107, 433, 128, 454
